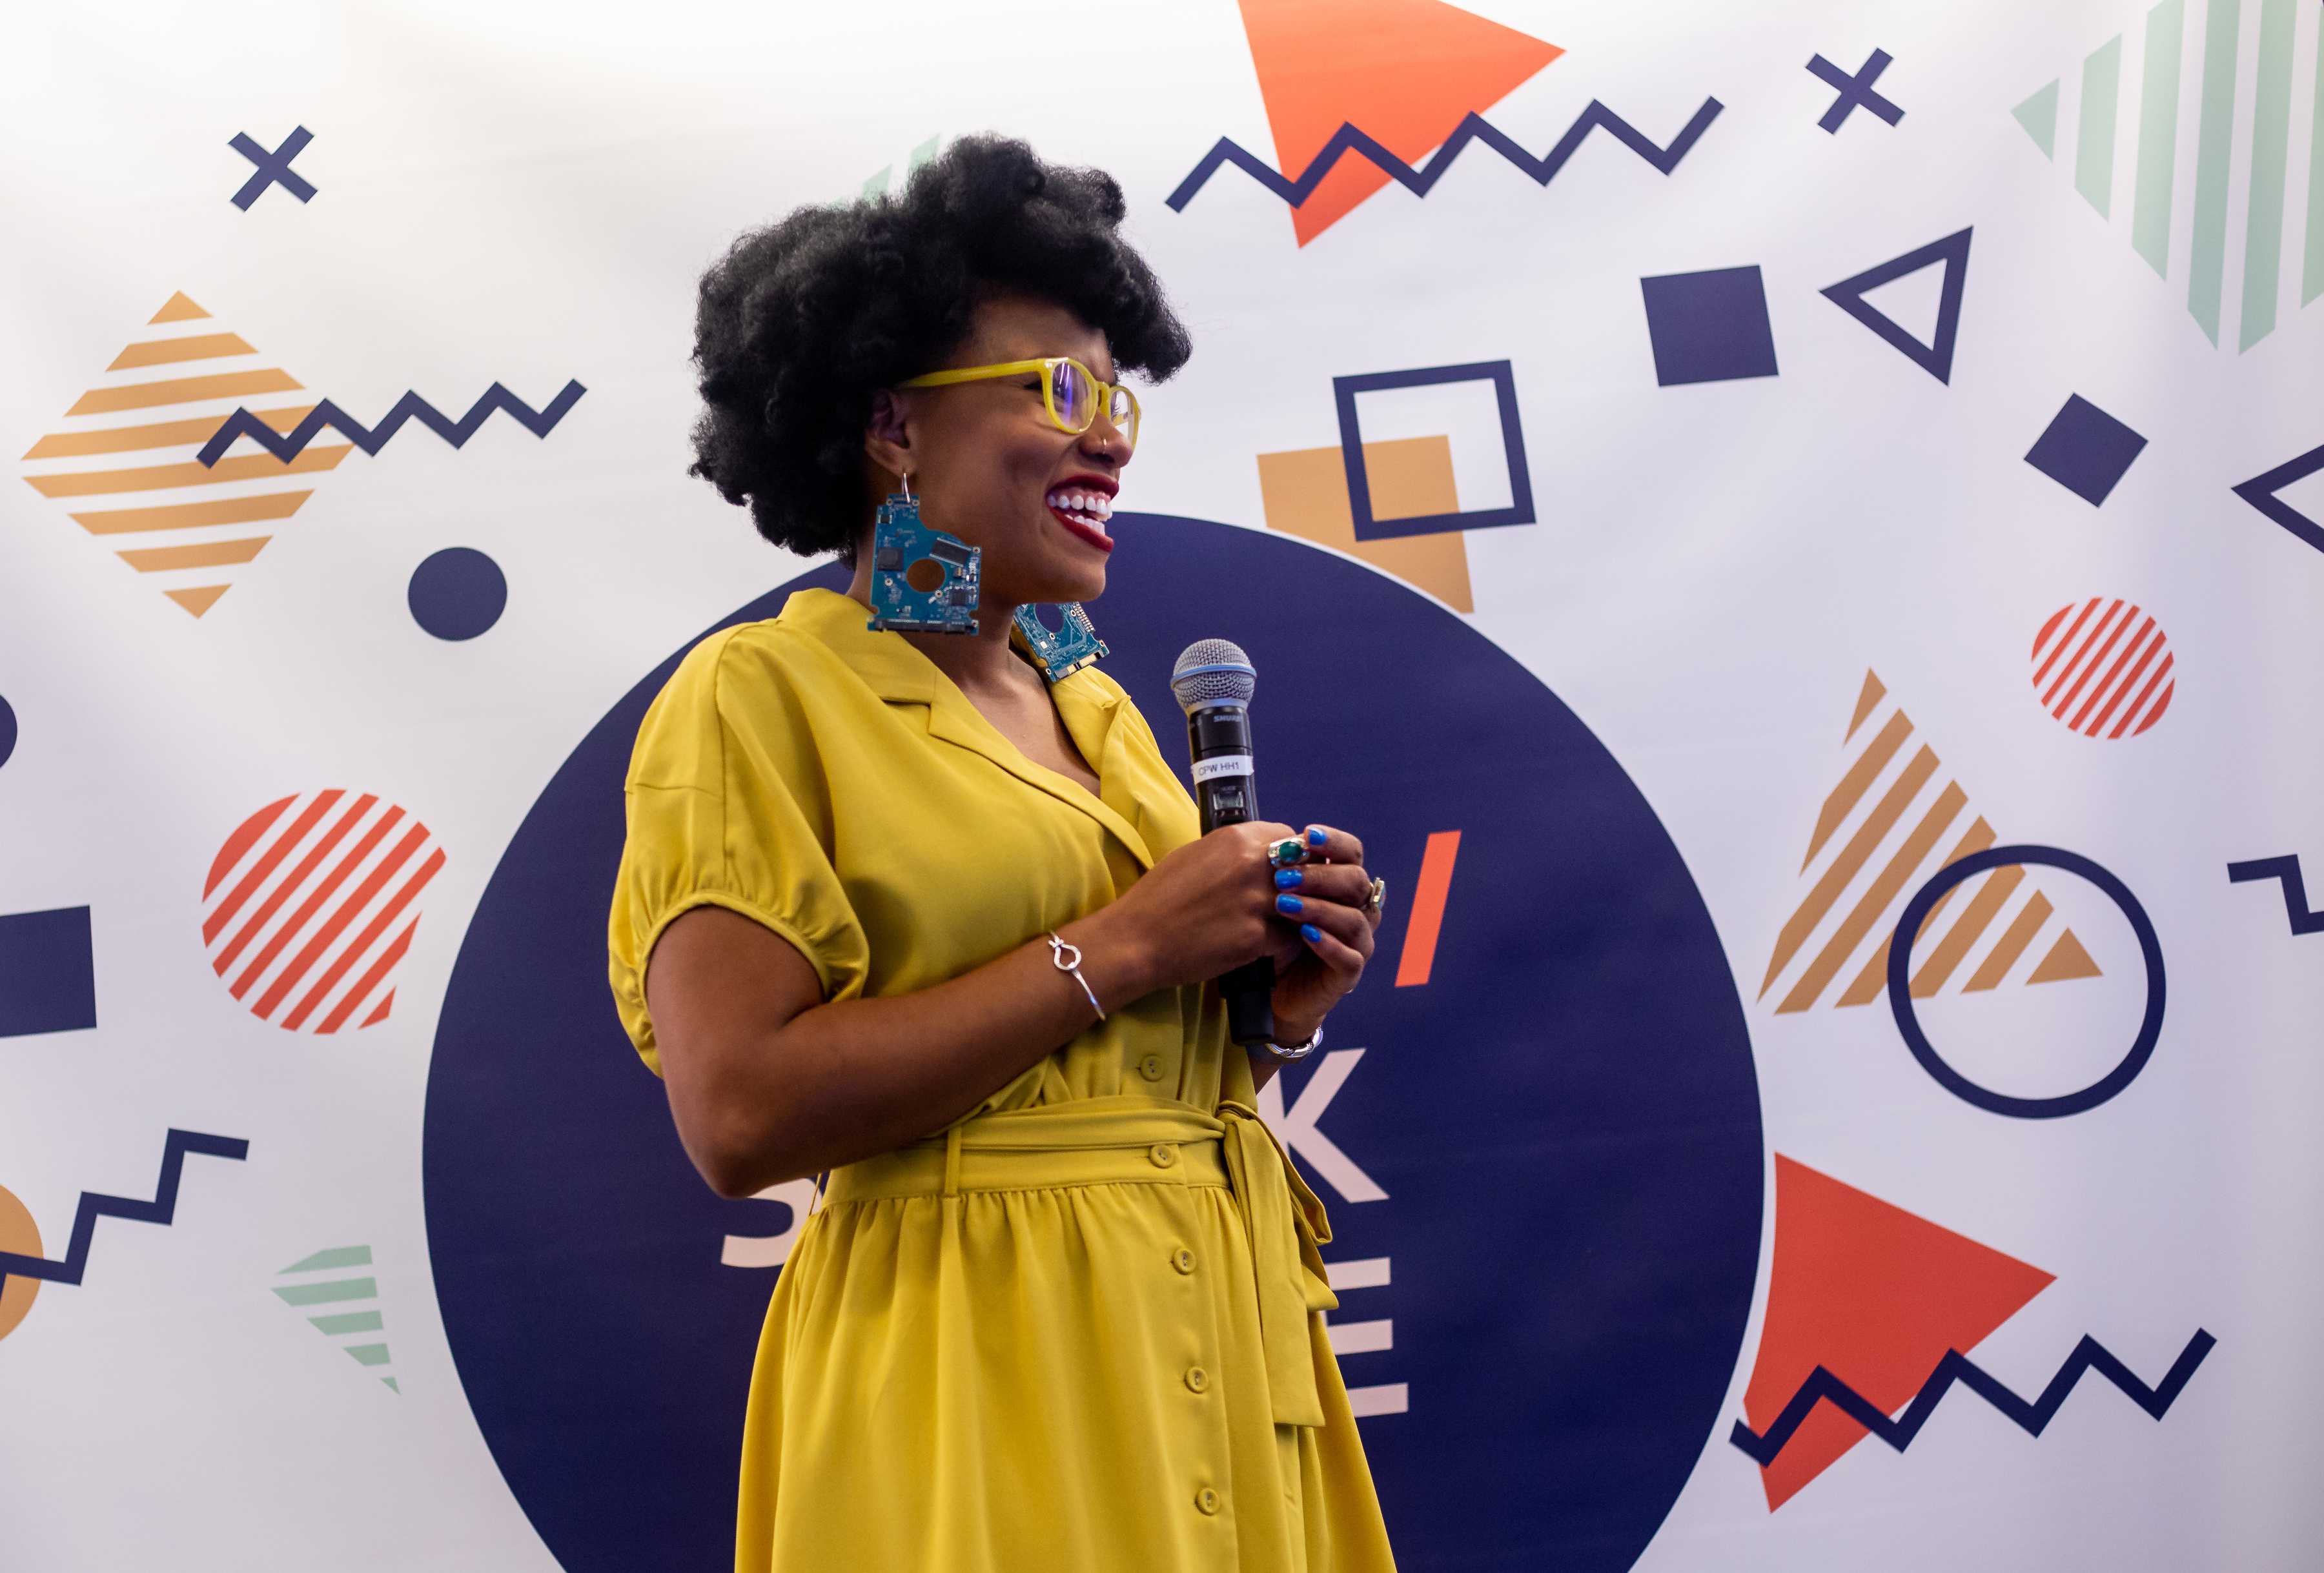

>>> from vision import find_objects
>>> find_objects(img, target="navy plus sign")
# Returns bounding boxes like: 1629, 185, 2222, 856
229, 126, 318, 209
1807, 50, 1904, 134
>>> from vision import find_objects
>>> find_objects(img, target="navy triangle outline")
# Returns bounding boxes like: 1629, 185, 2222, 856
1819, 227, 1973, 384
2231, 440, 2324, 556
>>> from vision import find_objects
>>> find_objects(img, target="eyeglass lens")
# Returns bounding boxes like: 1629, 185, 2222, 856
1049, 360, 1136, 449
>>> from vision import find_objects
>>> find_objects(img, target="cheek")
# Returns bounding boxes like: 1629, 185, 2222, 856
997, 432, 1074, 498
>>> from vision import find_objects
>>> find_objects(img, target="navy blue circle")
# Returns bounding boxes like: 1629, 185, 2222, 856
408, 547, 507, 640
0, 693, 14, 771
423, 516, 1762, 1572
1886, 844, 2165, 1119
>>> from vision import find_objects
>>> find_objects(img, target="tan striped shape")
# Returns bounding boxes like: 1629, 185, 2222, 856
1761, 671, 2101, 1013
19, 291, 341, 618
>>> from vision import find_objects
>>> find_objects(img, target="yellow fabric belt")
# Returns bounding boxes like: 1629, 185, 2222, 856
822, 1093, 1341, 1428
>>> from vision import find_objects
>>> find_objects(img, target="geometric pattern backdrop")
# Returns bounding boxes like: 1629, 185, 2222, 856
3, 0, 2318, 1567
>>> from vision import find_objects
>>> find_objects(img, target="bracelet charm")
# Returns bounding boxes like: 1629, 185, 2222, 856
1046, 931, 1105, 1021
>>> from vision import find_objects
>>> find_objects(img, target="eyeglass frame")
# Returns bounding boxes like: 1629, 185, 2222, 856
895, 357, 1141, 451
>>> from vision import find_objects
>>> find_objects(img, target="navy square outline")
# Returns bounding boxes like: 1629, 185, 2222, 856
2024, 393, 2148, 507
1639, 265, 1780, 387
1333, 360, 1536, 543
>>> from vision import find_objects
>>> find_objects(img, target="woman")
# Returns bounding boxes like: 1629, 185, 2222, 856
606, 136, 1398, 1572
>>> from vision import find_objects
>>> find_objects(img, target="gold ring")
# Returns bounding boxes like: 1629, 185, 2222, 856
1364, 877, 1387, 919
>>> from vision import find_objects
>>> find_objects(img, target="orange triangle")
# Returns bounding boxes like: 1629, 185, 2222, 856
164, 585, 231, 617
1742, 1157, 2054, 1510
1844, 669, 1886, 741
149, 291, 210, 323
2028, 929, 2102, 984
1236, 0, 1562, 245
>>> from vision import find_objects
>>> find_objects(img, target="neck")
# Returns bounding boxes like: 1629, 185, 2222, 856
841, 565, 1039, 698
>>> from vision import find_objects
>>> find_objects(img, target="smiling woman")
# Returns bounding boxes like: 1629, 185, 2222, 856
609, 134, 1399, 1571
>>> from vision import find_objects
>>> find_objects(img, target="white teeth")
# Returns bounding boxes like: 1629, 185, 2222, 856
1046, 489, 1112, 535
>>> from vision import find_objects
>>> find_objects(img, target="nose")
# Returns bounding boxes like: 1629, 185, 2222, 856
1078, 411, 1130, 467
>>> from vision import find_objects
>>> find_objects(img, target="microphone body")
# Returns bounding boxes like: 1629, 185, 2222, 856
1172, 642, 1277, 1046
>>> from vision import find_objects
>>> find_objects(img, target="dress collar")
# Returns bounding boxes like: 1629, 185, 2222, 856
776, 587, 1156, 871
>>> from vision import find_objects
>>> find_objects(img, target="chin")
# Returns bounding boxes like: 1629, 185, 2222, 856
1049, 563, 1108, 605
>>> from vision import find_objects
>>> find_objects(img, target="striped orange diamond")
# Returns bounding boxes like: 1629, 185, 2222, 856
19, 291, 349, 618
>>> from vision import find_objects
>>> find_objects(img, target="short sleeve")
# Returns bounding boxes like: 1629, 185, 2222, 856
606, 626, 872, 1077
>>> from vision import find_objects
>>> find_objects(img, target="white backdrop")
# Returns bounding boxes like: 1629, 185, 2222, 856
4, 1, 2323, 1567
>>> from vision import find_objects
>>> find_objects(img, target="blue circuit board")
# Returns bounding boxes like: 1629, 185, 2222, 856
866, 492, 981, 634
1014, 602, 1109, 685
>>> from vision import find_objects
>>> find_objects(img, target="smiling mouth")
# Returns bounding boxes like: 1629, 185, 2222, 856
1045, 486, 1114, 552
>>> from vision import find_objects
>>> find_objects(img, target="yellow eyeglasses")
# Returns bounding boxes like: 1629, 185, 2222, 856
897, 357, 1141, 452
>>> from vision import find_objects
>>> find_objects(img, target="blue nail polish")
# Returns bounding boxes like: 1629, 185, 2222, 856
1307, 827, 1327, 846
1274, 868, 1303, 889
1301, 923, 1323, 942
1276, 893, 1303, 915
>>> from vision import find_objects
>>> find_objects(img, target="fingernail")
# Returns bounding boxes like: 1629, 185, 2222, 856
1274, 868, 1304, 889
1301, 923, 1323, 942
1275, 893, 1304, 915
1306, 827, 1327, 846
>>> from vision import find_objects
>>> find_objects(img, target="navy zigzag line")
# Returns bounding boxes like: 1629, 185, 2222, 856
0, 1130, 249, 1290
196, 380, 587, 467
1729, 1329, 2216, 1466
1165, 99, 1724, 213
2227, 855, 2324, 935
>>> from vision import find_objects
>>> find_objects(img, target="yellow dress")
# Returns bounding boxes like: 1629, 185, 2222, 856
606, 586, 1398, 1572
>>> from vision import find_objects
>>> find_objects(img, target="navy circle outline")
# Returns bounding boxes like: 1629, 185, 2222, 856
1885, 844, 2165, 1119
421, 518, 1763, 1572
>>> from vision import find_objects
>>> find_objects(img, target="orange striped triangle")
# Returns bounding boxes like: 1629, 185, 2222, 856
1764, 670, 2099, 1013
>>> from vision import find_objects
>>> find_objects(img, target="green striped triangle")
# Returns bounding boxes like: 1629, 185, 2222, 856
2015, 0, 2321, 351
864, 137, 941, 201
2013, 79, 2061, 157
280, 1244, 371, 1273
274, 1244, 397, 1394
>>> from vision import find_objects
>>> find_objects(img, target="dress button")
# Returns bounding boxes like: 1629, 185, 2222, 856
1172, 1246, 1196, 1275
1148, 1142, 1177, 1168
1195, 1487, 1221, 1516
1139, 1053, 1166, 1082
1185, 1366, 1209, 1394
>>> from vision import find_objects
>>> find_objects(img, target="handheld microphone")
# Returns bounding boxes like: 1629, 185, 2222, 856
1170, 639, 1276, 1046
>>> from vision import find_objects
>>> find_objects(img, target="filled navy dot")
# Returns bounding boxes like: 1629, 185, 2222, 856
409, 548, 509, 640
0, 692, 15, 771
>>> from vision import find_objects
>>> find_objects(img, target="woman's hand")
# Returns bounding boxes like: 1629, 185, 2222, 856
1261, 824, 1378, 1042
1096, 819, 1305, 992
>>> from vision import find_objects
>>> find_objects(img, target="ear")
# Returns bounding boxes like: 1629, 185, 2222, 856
862, 388, 913, 483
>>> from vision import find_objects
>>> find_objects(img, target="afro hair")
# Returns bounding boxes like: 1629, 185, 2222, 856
686, 134, 1194, 565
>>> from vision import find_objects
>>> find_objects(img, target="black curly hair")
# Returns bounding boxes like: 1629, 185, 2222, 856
686, 135, 1195, 567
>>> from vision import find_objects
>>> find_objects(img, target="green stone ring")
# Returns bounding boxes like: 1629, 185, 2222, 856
1266, 837, 1310, 869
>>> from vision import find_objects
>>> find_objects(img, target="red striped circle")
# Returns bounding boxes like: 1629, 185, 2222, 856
2028, 597, 2175, 738
200, 789, 446, 1033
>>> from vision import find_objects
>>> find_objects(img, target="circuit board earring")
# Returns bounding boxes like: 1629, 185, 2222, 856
1012, 603, 1108, 684
866, 470, 983, 634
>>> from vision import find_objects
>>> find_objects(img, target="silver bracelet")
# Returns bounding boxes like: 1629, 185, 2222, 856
1046, 931, 1105, 1021
1253, 1018, 1323, 1064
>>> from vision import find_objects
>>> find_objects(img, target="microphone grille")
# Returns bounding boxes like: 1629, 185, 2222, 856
1171, 639, 1256, 711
